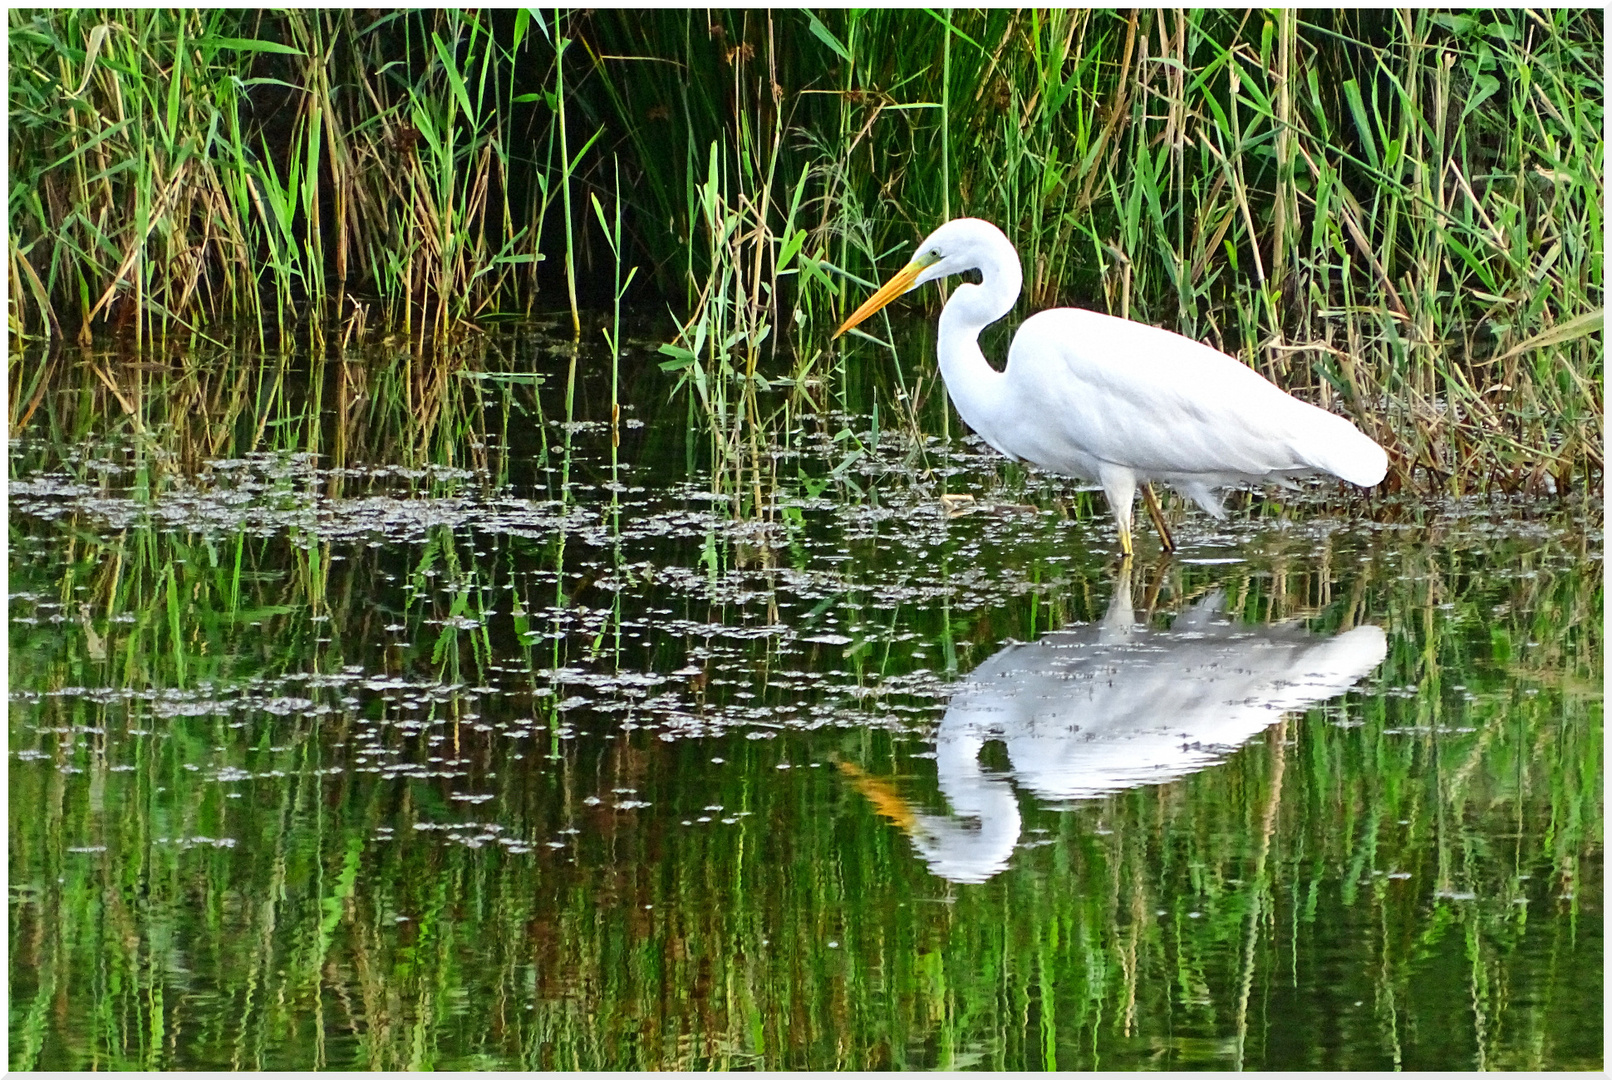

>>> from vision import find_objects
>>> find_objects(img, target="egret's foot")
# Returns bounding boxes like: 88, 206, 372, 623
1141, 483, 1175, 553
1116, 521, 1135, 561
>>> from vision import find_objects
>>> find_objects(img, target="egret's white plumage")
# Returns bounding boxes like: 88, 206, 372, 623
836, 218, 1388, 555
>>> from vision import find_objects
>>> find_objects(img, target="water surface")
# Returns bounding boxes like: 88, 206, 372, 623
8, 331, 1602, 1069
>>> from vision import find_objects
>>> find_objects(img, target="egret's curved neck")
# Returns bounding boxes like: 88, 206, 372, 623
936, 240, 1021, 442
908, 723, 1020, 882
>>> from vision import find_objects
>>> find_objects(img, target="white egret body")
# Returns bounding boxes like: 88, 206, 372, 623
835, 218, 1388, 556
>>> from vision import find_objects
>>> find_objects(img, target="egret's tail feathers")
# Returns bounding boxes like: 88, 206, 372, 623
1303, 416, 1388, 488
1179, 482, 1225, 518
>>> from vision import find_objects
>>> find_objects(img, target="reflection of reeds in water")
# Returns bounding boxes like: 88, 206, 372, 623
8, 394, 1601, 1069
10, 336, 521, 476
14, 649, 1597, 1068
7, 324, 1603, 1069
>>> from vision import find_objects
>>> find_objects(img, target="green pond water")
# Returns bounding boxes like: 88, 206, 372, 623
8, 329, 1603, 1070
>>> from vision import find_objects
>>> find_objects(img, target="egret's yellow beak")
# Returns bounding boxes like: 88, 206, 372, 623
833, 252, 939, 338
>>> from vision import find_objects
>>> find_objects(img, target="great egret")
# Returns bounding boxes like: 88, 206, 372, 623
834, 218, 1388, 557
845, 566, 1388, 883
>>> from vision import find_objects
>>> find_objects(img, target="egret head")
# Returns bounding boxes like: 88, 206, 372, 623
834, 218, 1013, 338
908, 218, 1010, 286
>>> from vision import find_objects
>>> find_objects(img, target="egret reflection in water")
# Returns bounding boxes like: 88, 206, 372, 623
847, 568, 1388, 883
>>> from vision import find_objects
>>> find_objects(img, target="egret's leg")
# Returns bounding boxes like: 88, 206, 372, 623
1141, 483, 1176, 553
1098, 465, 1137, 560
1100, 559, 1136, 634
1142, 553, 1171, 616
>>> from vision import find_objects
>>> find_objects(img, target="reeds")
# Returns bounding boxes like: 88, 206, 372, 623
582, 9, 1603, 496
8, 9, 1603, 496
8, 9, 546, 343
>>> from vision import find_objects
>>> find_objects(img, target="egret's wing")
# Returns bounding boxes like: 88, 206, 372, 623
1006, 309, 1369, 480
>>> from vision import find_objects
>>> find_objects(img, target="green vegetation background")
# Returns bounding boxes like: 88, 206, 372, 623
7, 9, 1604, 494
7, 9, 1604, 1069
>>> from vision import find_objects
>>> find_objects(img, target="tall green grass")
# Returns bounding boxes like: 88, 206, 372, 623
8, 9, 1603, 496
585, 9, 1603, 496
8, 9, 548, 342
